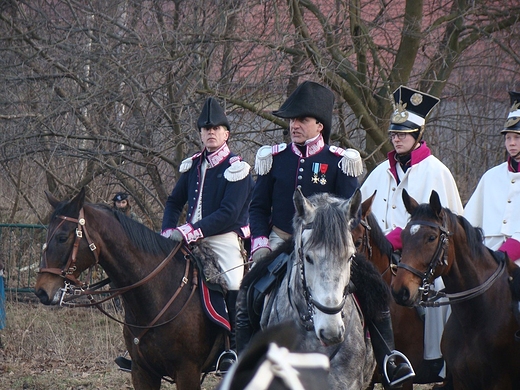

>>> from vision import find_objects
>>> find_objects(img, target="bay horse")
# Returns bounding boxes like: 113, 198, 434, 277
34, 188, 226, 390
260, 188, 376, 389
392, 189, 520, 389
352, 192, 445, 389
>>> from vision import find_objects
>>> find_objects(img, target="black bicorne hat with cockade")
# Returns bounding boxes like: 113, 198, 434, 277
273, 81, 335, 143
197, 97, 230, 131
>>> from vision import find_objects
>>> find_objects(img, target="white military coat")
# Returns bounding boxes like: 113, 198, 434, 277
464, 161, 520, 252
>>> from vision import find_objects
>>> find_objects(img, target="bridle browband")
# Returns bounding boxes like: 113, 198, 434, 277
398, 218, 506, 306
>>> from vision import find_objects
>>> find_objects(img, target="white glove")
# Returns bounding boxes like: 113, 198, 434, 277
169, 229, 184, 242
252, 247, 271, 263
161, 228, 184, 242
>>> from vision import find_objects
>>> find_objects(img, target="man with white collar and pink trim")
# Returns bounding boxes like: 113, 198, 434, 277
465, 91, 520, 266
361, 86, 463, 387
161, 97, 253, 373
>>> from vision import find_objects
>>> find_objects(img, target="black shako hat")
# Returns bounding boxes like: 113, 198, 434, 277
501, 91, 520, 134
389, 86, 440, 134
272, 81, 335, 143
112, 192, 128, 202
197, 97, 230, 131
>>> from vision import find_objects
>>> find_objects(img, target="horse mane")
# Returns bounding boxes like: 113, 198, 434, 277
351, 252, 391, 321
297, 194, 353, 258
365, 212, 393, 258
410, 203, 487, 260
93, 204, 176, 256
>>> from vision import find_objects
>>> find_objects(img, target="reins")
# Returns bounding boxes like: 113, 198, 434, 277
399, 218, 506, 307
40, 208, 200, 329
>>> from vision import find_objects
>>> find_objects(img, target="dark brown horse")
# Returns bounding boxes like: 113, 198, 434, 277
392, 189, 520, 389
352, 192, 446, 389
34, 188, 226, 390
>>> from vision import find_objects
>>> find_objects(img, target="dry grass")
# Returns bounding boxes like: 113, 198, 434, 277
0, 295, 433, 389
0, 296, 221, 389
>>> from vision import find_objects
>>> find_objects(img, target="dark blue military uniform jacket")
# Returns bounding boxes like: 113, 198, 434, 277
250, 136, 360, 249
162, 143, 253, 240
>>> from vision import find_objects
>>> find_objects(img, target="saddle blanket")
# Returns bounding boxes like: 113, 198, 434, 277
199, 275, 230, 331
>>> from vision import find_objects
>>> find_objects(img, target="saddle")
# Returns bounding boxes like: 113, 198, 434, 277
246, 252, 289, 330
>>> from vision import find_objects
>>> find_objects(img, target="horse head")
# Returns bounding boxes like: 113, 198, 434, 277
291, 187, 361, 345
391, 189, 455, 307
35, 188, 102, 305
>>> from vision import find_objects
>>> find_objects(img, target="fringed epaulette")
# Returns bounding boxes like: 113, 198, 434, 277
329, 146, 364, 177
224, 156, 251, 182
254, 143, 287, 175
179, 152, 202, 173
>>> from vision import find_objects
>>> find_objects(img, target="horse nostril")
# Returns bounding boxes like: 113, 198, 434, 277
392, 287, 410, 306
34, 289, 50, 305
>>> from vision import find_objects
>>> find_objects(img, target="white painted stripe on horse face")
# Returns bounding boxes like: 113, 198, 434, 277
410, 224, 421, 235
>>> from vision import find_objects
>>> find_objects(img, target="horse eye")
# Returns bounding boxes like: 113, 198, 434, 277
354, 238, 362, 249
56, 234, 69, 244
428, 234, 436, 242
305, 255, 314, 265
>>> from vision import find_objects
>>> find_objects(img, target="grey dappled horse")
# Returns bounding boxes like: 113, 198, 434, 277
261, 188, 376, 389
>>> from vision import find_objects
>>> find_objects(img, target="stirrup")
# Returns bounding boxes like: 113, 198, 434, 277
215, 350, 237, 375
383, 350, 415, 388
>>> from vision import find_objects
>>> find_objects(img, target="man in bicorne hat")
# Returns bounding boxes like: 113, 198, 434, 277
161, 97, 254, 373
237, 81, 415, 388
465, 91, 520, 265
361, 86, 463, 387
249, 81, 363, 259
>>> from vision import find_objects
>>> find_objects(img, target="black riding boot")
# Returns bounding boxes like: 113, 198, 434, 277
369, 310, 415, 389
216, 290, 239, 374
235, 287, 254, 356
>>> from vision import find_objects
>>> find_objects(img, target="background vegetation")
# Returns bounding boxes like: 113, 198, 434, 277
0, 0, 519, 228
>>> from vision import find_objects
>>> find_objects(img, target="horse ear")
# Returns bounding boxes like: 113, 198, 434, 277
66, 188, 86, 216
347, 189, 362, 224
429, 190, 442, 217
293, 187, 314, 221
361, 190, 376, 218
45, 191, 61, 209
402, 189, 418, 215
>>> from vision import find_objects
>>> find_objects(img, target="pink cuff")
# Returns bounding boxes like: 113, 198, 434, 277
177, 223, 204, 244
386, 227, 403, 251
251, 236, 270, 253
499, 238, 520, 261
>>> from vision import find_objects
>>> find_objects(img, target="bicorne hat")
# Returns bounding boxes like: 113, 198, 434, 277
272, 81, 335, 143
112, 192, 128, 202
501, 91, 520, 134
197, 97, 230, 131
389, 86, 440, 134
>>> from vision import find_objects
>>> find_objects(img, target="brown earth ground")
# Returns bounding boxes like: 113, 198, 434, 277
0, 295, 432, 389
